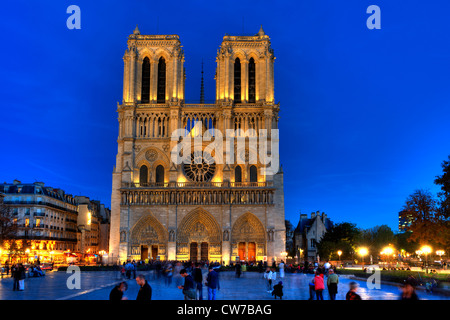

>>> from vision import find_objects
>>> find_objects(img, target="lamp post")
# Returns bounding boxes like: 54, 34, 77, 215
436, 250, 445, 269
298, 248, 303, 264
381, 246, 394, 268
358, 248, 368, 270
337, 250, 342, 268
420, 245, 432, 274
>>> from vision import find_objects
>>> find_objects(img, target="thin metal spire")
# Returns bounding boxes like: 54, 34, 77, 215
200, 60, 205, 104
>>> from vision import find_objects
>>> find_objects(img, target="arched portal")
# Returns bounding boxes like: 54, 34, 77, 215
177, 208, 221, 261
231, 212, 266, 262
129, 214, 168, 261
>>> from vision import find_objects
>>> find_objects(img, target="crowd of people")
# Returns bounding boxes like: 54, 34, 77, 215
110, 260, 221, 301
108, 258, 431, 301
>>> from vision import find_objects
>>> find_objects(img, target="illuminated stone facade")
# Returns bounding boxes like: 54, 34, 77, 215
109, 26, 285, 264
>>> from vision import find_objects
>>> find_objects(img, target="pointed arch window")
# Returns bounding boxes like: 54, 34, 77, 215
141, 57, 150, 103
139, 165, 148, 186
157, 57, 166, 103
234, 58, 241, 103
250, 165, 257, 183
155, 165, 165, 184
248, 57, 256, 103
235, 166, 242, 183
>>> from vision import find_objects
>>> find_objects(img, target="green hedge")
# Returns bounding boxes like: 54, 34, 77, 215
336, 269, 450, 287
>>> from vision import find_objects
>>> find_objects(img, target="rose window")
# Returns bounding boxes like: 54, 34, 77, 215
183, 151, 216, 182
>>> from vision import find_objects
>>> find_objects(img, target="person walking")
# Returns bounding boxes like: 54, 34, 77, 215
136, 274, 152, 300
165, 264, 173, 287
125, 261, 132, 279
279, 260, 285, 278
178, 269, 196, 300
205, 266, 220, 300
132, 260, 137, 279
174, 262, 183, 287
109, 281, 128, 300
327, 268, 339, 300
12, 264, 20, 291
313, 271, 324, 300
308, 278, 316, 300
192, 263, 204, 300
235, 263, 241, 278
264, 267, 276, 293
400, 281, 419, 300
345, 282, 362, 300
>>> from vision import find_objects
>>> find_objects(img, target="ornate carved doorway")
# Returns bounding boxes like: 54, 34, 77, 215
151, 245, 158, 259
190, 242, 198, 261
248, 242, 256, 262
238, 242, 246, 261
141, 245, 148, 261
201, 242, 208, 261
177, 208, 222, 261
232, 212, 266, 261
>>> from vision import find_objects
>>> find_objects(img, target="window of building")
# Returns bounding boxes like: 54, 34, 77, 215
248, 57, 256, 103
155, 165, 164, 184
141, 57, 151, 103
25, 218, 29, 227
139, 165, 148, 186
250, 165, 258, 182
234, 58, 241, 103
235, 166, 242, 183
157, 57, 166, 103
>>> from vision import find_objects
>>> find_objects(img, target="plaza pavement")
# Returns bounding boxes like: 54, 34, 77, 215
0, 270, 447, 300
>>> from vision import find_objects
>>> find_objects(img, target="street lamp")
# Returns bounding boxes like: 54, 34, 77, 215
337, 250, 342, 267
298, 248, 303, 264
420, 245, 432, 273
358, 247, 368, 269
436, 250, 445, 268
381, 246, 395, 268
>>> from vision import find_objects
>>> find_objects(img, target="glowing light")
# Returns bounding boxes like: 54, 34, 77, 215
381, 246, 394, 255
358, 247, 368, 257
420, 245, 432, 255
436, 250, 445, 257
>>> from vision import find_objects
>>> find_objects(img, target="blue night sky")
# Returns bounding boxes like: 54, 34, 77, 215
1, 0, 450, 231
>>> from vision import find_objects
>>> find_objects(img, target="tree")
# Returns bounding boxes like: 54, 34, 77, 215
394, 231, 418, 254
434, 155, 450, 219
0, 201, 18, 243
401, 189, 448, 247
434, 156, 450, 251
285, 220, 295, 257
317, 222, 360, 260
358, 225, 395, 258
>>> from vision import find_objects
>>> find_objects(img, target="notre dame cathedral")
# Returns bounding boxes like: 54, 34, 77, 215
109, 25, 286, 264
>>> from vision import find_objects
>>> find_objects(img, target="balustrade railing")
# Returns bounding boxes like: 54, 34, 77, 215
122, 181, 273, 189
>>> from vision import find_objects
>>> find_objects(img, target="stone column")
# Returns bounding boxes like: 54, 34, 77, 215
150, 59, 158, 103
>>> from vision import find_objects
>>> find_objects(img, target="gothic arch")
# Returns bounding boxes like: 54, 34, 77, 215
138, 47, 155, 62
154, 48, 171, 62
130, 214, 168, 246
232, 49, 247, 61
136, 147, 170, 167
231, 212, 266, 243
177, 208, 221, 244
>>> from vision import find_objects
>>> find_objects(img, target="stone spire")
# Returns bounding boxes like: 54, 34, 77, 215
200, 59, 205, 104
133, 24, 140, 35
257, 25, 265, 37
